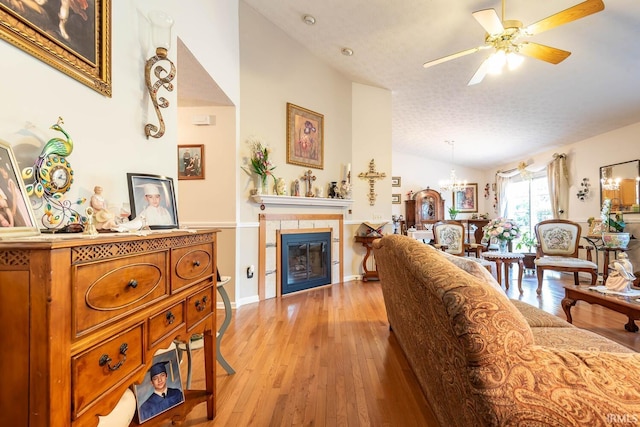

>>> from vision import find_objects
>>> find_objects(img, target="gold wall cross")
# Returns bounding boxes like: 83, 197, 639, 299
358, 159, 386, 206
302, 169, 316, 197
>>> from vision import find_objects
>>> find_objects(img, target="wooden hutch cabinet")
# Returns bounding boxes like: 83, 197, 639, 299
404, 188, 444, 230
0, 229, 219, 427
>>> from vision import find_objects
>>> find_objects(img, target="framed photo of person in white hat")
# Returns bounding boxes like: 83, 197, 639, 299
133, 348, 185, 423
127, 173, 179, 229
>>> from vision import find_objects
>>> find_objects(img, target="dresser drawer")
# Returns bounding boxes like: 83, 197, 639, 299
186, 285, 214, 331
148, 301, 185, 348
74, 251, 168, 336
72, 324, 144, 419
172, 243, 214, 293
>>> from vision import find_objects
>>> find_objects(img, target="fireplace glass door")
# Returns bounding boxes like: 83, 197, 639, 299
281, 231, 331, 294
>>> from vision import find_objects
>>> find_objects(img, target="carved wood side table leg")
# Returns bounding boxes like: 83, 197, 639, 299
517, 259, 524, 294
561, 297, 577, 324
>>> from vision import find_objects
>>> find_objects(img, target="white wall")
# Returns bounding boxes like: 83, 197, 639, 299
391, 151, 489, 220
0, 0, 239, 218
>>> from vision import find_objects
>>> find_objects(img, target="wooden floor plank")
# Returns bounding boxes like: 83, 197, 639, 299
175, 267, 639, 426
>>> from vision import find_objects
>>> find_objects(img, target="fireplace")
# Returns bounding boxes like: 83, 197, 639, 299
280, 230, 332, 295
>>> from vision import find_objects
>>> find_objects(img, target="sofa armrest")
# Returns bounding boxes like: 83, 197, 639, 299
471, 346, 640, 424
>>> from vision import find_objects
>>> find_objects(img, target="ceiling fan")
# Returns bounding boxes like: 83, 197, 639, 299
423, 0, 605, 85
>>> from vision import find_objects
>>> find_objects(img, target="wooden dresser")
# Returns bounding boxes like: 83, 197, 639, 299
0, 229, 219, 427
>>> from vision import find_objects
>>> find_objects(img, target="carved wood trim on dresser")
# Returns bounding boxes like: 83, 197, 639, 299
0, 229, 220, 427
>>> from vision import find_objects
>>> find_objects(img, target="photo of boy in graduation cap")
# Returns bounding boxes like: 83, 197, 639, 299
135, 349, 184, 423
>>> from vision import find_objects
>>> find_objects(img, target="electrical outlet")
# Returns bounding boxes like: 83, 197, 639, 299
247, 265, 254, 279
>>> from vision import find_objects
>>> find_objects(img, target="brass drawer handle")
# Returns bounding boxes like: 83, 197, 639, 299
128, 279, 138, 289
166, 311, 175, 325
98, 343, 128, 371
194, 296, 208, 312
193, 260, 201, 267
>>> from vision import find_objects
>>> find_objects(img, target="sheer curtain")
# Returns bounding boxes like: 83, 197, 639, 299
547, 153, 569, 219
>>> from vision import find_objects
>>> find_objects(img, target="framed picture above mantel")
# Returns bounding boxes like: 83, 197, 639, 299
286, 103, 324, 169
0, 0, 112, 96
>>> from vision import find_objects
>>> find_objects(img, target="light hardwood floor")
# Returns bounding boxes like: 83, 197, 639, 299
179, 269, 640, 426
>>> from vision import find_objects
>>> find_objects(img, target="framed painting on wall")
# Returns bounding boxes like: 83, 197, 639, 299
0, 0, 112, 96
127, 173, 178, 229
453, 183, 478, 213
178, 145, 205, 180
392, 194, 401, 204
391, 176, 401, 187
286, 103, 324, 169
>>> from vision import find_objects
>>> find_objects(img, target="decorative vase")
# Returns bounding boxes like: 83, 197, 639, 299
255, 175, 268, 195
498, 240, 509, 253
602, 232, 630, 249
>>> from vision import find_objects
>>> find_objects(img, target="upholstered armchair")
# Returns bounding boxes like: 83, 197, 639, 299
433, 221, 492, 271
534, 219, 597, 294
433, 220, 484, 257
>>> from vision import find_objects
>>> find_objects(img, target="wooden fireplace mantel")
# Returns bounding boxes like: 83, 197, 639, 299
251, 194, 353, 209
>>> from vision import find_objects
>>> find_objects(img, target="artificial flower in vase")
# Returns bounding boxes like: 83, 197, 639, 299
483, 217, 521, 252
242, 136, 276, 195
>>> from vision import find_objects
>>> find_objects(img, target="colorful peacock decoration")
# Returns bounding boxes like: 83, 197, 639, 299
21, 117, 86, 230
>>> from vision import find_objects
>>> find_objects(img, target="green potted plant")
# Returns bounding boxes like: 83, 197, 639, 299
448, 206, 459, 220
516, 231, 538, 270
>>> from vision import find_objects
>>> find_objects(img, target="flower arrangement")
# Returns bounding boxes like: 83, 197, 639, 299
243, 136, 276, 189
600, 198, 625, 232
483, 217, 521, 242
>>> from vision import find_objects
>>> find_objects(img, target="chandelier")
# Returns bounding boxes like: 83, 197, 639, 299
439, 140, 467, 193
601, 177, 620, 191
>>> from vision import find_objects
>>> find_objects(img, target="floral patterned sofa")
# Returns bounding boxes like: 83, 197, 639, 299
372, 235, 640, 427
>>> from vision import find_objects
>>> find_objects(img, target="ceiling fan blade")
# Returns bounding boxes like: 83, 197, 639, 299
472, 9, 504, 35
518, 42, 571, 64
423, 45, 490, 68
468, 56, 492, 86
526, 0, 605, 35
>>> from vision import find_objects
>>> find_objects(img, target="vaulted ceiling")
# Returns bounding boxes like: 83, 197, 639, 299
180, 1, 640, 169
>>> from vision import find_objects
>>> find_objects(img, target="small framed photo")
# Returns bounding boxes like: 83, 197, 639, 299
0, 139, 40, 238
127, 173, 179, 229
286, 103, 324, 169
391, 176, 401, 187
392, 194, 401, 204
134, 349, 185, 424
453, 183, 478, 213
178, 145, 205, 180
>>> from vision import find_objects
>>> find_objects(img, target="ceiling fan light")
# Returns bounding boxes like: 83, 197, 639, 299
487, 50, 506, 75
507, 52, 524, 70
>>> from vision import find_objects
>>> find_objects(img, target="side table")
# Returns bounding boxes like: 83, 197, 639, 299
481, 251, 524, 293
177, 276, 235, 389
355, 235, 381, 281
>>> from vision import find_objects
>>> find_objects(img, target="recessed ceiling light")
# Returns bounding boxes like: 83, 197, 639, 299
341, 48, 354, 56
302, 14, 316, 25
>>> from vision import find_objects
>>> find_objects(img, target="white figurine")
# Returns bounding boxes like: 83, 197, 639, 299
90, 186, 117, 230
605, 252, 636, 292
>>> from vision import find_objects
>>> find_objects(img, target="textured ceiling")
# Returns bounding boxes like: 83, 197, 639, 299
239, 0, 640, 169
180, 1, 640, 169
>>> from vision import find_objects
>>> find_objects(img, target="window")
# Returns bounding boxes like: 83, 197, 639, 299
504, 171, 552, 252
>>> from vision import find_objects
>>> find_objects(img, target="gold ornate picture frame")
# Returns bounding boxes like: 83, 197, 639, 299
286, 103, 324, 169
0, 0, 112, 96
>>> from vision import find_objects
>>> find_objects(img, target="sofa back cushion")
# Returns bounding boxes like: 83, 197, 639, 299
373, 235, 534, 426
